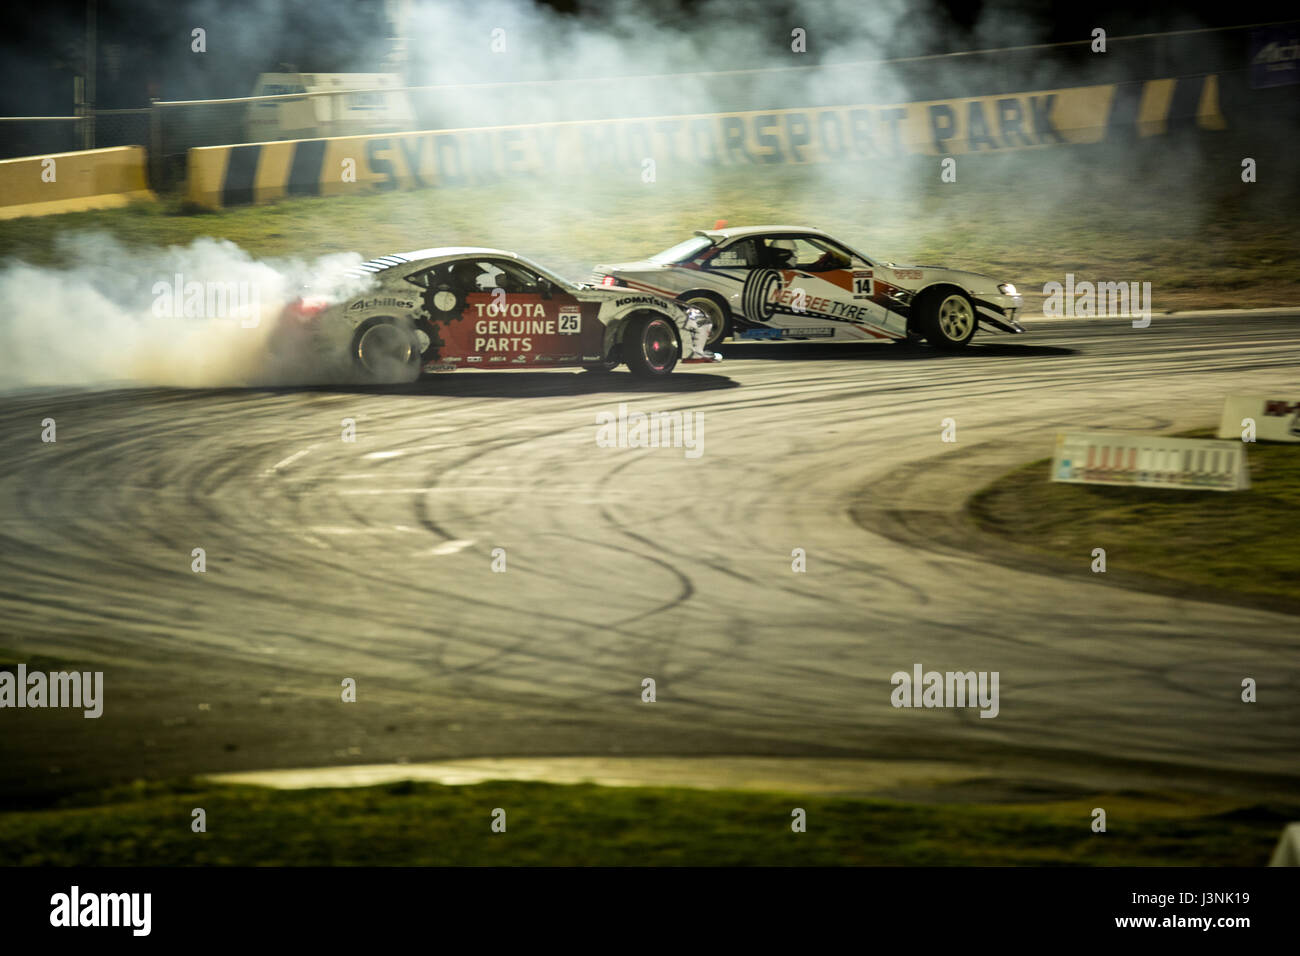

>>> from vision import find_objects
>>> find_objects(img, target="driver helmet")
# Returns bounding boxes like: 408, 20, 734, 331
447, 260, 483, 292
769, 240, 797, 269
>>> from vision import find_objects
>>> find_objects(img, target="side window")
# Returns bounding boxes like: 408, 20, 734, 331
471, 260, 509, 292
484, 259, 545, 294
708, 239, 757, 268
826, 239, 871, 269
793, 238, 853, 272
791, 240, 821, 268
404, 267, 436, 289
758, 238, 798, 269
404, 261, 493, 292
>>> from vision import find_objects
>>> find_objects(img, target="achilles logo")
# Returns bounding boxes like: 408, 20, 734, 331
50, 886, 151, 936
0, 665, 103, 718
890, 663, 1000, 718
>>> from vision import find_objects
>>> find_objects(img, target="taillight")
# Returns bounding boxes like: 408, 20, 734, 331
287, 296, 329, 320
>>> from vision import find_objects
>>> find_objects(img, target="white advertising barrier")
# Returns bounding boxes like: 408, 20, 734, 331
1050, 431, 1249, 492
1216, 395, 1300, 442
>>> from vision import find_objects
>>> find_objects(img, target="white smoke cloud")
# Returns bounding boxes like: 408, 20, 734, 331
401, 0, 933, 127
0, 233, 373, 390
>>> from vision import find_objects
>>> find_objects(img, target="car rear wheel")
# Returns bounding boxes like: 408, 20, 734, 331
623, 314, 679, 377
351, 317, 421, 382
681, 294, 730, 348
917, 290, 977, 350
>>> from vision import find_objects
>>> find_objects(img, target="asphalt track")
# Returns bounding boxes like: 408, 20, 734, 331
1, 313, 1298, 801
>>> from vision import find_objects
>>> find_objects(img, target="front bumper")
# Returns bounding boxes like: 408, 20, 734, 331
972, 293, 1026, 334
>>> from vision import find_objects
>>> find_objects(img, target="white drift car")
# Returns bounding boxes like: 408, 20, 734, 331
275, 246, 721, 382
591, 225, 1025, 350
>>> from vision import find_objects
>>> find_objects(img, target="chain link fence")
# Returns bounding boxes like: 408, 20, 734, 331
0, 118, 82, 160
0, 110, 149, 161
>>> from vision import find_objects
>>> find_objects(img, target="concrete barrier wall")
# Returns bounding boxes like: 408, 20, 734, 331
0, 146, 154, 219
183, 73, 1221, 209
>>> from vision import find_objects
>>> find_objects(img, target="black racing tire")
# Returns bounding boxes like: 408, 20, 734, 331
740, 268, 782, 323
622, 313, 679, 378
350, 316, 422, 382
680, 292, 731, 348
916, 288, 978, 350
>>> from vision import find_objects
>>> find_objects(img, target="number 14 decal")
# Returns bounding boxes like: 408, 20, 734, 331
853, 270, 874, 299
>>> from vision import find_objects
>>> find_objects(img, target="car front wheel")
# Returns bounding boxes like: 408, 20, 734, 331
681, 294, 730, 349
917, 290, 977, 350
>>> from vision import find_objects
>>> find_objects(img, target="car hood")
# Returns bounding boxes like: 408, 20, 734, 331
884, 263, 1002, 287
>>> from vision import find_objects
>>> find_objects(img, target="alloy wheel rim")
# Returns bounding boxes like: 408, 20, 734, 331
643, 319, 677, 370
686, 298, 726, 346
937, 295, 974, 340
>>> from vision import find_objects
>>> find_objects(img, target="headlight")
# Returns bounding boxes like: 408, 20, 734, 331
998, 283, 1018, 296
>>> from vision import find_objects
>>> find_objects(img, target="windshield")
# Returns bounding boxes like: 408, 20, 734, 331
649, 235, 715, 265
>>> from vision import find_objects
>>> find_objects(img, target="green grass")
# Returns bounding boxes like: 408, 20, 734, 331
0, 777, 1292, 866
1, 151, 1297, 310
970, 430, 1300, 610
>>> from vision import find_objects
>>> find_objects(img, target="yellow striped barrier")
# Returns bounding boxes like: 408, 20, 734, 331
185, 74, 1226, 210
0, 146, 154, 219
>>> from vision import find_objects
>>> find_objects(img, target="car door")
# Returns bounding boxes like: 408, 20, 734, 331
402, 260, 485, 364
445, 258, 604, 366
775, 237, 900, 340
699, 238, 763, 328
